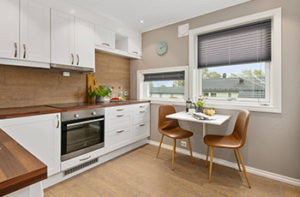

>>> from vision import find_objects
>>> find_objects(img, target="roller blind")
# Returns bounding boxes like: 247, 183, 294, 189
144, 71, 185, 81
198, 20, 272, 68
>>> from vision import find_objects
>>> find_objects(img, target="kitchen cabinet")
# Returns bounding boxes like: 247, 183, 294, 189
105, 103, 150, 153
0, 0, 50, 68
128, 37, 142, 56
51, 9, 95, 71
0, 0, 19, 60
20, 0, 50, 63
95, 26, 115, 49
0, 113, 61, 176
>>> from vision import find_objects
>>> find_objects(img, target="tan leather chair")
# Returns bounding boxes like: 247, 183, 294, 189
156, 105, 194, 169
204, 110, 251, 188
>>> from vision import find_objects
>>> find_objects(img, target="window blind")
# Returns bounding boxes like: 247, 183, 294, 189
144, 71, 185, 81
198, 20, 272, 68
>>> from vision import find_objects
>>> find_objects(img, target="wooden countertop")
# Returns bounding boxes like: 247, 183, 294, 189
0, 106, 62, 120
47, 100, 150, 112
0, 129, 47, 196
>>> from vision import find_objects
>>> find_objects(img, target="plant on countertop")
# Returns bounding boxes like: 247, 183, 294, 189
88, 85, 112, 98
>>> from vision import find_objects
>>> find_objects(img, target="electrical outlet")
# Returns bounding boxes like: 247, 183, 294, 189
180, 141, 187, 147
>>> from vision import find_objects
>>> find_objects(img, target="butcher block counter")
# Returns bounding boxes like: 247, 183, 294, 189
0, 129, 47, 196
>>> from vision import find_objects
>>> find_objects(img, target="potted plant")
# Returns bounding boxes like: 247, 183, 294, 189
88, 85, 112, 103
196, 95, 207, 112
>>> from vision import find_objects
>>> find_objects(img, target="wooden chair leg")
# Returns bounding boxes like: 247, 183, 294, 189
234, 149, 241, 172
172, 139, 176, 170
237, 149, 251, 188
187, 138, 194, 163
205, 146, 210, 167
209, 147, 214, 182
156, 135, 164, 158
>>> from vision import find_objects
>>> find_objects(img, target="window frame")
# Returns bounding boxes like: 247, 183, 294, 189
137, 66, 189, 104
189, 8, 282, 113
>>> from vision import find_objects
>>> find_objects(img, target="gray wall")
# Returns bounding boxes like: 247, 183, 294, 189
130, 0, 300, 179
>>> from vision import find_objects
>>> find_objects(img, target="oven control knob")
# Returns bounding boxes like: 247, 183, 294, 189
91, 111, 97, 115
74, 114, 79, 118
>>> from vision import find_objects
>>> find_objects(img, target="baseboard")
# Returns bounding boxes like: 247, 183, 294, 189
148, 140, 300, 187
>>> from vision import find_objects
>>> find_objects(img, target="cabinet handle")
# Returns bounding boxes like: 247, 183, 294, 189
102, 43, 110, 47
116, 130, 125, 134
139, 123, 145, 127
23, 44, 26, 59
140, 111, 145, 113
132, 51, 138, 54
56, 115, 60, 128
80, 156, 91, 161
139, 106, 145, 108
71, 53, 74, 64
76, 54, 79, 65
116, 114, 124, 118
116, 109, 124, 111
14, 42, 17, 58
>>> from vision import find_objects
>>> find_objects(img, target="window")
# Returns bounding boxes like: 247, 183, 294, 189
189, 8, 282, 113
137, 67, 188, 102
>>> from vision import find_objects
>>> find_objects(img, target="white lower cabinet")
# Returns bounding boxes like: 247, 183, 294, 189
105, 103, 150, 153
0, 113, 61, 176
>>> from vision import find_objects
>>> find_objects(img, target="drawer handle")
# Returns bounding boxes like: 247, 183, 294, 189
140, 111, 145, 113
102, 43, 110, 47
116, 130, 125, 134
117, 114, 124, 117
139, 106, 145, 108
116, 109, 124, 111
132, 51, 138, 54
80, 156, 91, 161
139, 123, 145, 127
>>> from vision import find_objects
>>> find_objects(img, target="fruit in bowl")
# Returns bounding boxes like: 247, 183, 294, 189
203, 108, 216, 116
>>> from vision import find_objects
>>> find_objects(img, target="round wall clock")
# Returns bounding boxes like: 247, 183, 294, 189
156, 41, 168, 56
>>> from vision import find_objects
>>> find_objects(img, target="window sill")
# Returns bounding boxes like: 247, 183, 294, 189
148, 99, 186, 106
204, 100, 281, 113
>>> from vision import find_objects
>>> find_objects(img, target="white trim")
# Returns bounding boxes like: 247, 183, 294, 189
189, 8, 282, 113
137, 66, 189, 102
141, 0, 250, 33
148, 140, 300, 187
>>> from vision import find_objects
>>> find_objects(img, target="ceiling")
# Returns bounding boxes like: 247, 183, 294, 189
65, 0, 250, 32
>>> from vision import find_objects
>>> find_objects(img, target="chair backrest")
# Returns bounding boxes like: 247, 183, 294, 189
158, 105, 179, 130
232, 110, 250, 147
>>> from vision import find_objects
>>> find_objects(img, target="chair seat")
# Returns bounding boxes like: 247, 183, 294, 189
204, 134, 242, 149
159, 127, 193, 139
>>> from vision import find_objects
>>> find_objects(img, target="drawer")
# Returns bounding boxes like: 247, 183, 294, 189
106, 127, 131, 152
132, 121, 150, 141
105, 113, 130, 131
132, 103, 150, 113
106, 105, 131, 117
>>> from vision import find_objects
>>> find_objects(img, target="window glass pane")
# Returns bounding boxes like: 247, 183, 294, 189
202, 62, 266, 100
144, 80, 185, 99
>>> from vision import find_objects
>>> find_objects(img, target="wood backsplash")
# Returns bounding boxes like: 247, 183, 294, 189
0, 51, 130, 108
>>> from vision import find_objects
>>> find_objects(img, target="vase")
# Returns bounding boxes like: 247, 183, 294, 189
96, 96, 105, 103
196, 106, 204, 113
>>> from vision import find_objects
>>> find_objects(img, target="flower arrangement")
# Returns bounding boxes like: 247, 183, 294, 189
197, 95, 207, 107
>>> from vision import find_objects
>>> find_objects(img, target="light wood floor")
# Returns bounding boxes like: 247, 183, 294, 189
45, 145, 300, 197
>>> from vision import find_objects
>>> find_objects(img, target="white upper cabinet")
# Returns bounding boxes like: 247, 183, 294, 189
74, 18, 95, 69
20, 0, 50, 63
0, 0, 20, 60
51, 9, 95, 71
128, 37, 142, 56
51, 9, 75, 66
95, 26, 115, 49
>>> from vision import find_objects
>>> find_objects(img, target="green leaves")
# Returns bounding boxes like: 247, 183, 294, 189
88, 85, 112, 98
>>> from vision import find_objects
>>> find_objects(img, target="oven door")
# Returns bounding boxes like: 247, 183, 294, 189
61, 116, 104, 161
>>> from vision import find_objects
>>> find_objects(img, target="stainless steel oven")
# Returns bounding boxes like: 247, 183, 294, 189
61, 108, 104, 161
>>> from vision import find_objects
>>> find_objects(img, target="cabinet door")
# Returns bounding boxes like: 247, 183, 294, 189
20, 0, 50, 63
95, 26, 115, 49
128, 37, 142, 56
0, 113, 61, 176
74, 18, 95, 70
51, 9, 75, 66
0, 0, 20, 60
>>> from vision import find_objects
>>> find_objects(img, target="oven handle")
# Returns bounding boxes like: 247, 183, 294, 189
67, 118, 104, 127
